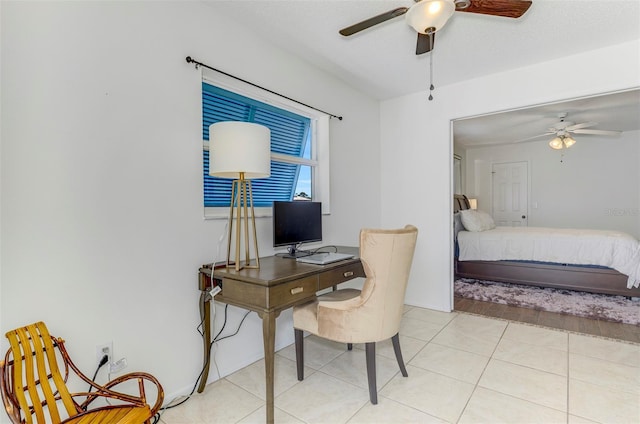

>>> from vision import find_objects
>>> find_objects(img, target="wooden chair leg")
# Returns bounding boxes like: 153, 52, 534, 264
347, 343, 353, 351
365, 342, 377, 404
391, 333, 408, 377
294, 329, 304, 381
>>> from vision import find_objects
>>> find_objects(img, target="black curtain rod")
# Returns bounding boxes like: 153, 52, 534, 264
186, 56, 343, 120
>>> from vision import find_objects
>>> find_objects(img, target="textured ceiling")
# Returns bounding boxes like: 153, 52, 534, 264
205, 1, 639, 146
208, 0, 640, 100
453, 89, 640, 148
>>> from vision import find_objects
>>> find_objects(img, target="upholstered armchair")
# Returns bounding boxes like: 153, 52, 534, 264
293, 225, 418, 404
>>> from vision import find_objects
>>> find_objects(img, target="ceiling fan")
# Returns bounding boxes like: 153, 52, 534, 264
520, 112, 623, 150
339, 0, 532, 55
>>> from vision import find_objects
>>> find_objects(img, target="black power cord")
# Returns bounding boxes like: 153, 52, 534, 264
86, 354, 109, 399
151, 304, 251, 424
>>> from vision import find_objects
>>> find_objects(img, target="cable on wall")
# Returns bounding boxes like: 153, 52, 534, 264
185, 56, 343, 120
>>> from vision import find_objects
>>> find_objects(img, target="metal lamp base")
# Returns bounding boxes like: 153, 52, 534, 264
225, 176, 260, 271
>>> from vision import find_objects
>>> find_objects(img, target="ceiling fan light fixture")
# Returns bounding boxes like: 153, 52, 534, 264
563, 136, 576, 148
549, 137, 564, 150
406, 0, 456, 34
549, 135, 577, 150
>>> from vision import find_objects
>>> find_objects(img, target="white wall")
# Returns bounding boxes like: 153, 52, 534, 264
0, 0, 380, 403
464, 130, 640, 238
381, 39, 640, 312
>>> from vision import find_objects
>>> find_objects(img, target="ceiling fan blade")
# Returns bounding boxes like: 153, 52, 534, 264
339, 7, 408, 36
457, 0, 532, 19
565, 122, 597, 131
572, 129, 622, 136
416, 32, 435, 55
512, 132, 555, 143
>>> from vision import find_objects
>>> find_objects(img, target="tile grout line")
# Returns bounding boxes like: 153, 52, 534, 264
566, 330, 570, 424
456, 309, 640, 346
361, 310, 463, 422
453, 315, 510, 423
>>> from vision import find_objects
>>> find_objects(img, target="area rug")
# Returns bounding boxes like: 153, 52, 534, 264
455, 278, 640, 325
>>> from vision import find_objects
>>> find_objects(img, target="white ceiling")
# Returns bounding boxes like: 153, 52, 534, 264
206, 0, 640, 145
454, 88, 640, 147
208, 0, 639, 99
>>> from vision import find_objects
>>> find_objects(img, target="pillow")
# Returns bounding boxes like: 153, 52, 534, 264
453, 213, 465, 238
460, 209, 496, 232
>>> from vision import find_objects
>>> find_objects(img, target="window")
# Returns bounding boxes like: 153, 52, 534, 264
201, 78, 330, 218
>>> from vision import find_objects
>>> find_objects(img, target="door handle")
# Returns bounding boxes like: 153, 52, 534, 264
522, 215, 526, 219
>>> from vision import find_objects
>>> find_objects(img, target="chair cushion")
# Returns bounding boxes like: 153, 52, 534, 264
293, 300, 319, 334
320, 288, 361, 302
293, 289, 361, 334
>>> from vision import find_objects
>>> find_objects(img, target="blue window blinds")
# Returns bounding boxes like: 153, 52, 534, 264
202, 83, 311, 207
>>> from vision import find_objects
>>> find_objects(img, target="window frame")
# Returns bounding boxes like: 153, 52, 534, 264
201, 70, 331, 219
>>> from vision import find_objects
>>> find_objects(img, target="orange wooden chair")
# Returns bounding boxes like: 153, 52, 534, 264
0, 322, 163, 424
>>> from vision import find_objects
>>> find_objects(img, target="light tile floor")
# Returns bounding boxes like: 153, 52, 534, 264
159, 307, 640, 424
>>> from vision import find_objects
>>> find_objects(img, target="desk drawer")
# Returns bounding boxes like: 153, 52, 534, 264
318, 262, 365, 291
270, 276, 318, 309
221, 276, 318, 310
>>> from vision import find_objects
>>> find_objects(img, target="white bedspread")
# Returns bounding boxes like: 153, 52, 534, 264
458, 227, 640, 289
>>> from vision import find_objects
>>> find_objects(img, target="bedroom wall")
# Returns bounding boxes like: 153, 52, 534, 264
0, 1, 380, 402
464, 130, 640, 238
381, 39, 640, 312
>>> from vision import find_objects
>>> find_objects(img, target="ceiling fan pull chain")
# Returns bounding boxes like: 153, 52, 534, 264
428, 35, 435, 101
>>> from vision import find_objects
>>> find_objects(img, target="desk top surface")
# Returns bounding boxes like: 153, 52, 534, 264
200, 246, 360, 286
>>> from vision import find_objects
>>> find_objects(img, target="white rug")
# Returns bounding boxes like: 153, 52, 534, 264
455, 278, 640, 325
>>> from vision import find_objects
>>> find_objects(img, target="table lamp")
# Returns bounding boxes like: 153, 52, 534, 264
209, 121, 271, 271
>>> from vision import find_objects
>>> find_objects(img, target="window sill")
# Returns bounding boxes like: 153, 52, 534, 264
203, 207, 273, 220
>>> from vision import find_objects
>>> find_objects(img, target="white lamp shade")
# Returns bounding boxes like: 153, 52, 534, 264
468, 198, 478, 210
405, 0, 455, 34
209, 122, 271, 179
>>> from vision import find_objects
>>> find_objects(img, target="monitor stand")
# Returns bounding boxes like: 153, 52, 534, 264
275, 244, 311, 259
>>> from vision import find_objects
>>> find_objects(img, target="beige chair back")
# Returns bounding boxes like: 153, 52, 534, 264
315, 225, 418, 343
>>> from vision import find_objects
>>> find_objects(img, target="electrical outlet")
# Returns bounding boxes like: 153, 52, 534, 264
110, 357, 128, 373
96, 342, 113, 367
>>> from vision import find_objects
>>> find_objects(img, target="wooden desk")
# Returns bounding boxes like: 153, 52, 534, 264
197, 247, 365, 423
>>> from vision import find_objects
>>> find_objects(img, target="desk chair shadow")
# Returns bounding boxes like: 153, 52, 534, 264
293, 225, 418, 404
1, 322, 163, 424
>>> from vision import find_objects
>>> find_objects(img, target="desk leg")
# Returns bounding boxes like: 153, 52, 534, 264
260, 311, 277, 424
198, 289, 211, 393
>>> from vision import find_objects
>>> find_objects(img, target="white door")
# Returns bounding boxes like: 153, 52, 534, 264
492, 162, 528, 226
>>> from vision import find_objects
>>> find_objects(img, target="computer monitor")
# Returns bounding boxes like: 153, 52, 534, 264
273, 201, 322, 258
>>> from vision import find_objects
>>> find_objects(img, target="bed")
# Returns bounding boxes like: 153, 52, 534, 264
453, 195, 640, 297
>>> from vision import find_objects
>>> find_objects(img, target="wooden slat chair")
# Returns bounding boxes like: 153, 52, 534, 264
0, 322, 163, 424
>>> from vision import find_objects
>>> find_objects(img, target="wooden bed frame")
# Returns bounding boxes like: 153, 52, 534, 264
453, 195, 640, 297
